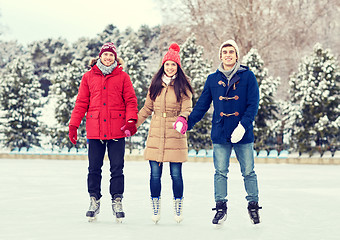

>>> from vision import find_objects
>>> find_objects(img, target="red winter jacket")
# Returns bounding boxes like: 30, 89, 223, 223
69, 64, 138, 140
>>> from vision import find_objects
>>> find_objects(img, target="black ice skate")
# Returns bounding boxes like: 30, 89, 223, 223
248, 201, 262, 224
86, 196, 100, 222
212, 201, 227, 226
112, 194, 125, 223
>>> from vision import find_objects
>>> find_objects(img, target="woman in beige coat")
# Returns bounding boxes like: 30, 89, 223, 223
136, 43, 193, 224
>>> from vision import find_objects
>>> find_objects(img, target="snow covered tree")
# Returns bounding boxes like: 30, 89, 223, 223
72, 37, 102, 68
284, 43, 340, 155
242, 48, 280, 151
0, 54, 44, 151
118, 38, 148, 111
29, 38, 73, 96
180, 34, 213, 150
118, 38, 149, 150
0, 40, 25, 68
97, 24, 123, 46
49, 60, 87, 151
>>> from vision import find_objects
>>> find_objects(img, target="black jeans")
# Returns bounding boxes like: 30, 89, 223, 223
87, 138, 125, 200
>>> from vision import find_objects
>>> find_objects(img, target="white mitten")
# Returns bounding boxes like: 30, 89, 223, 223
173, 122, 183, 133
231, 122, 245, 143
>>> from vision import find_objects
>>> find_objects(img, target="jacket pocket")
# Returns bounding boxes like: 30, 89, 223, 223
110, 111, 126, 136
86, 111, 100, 138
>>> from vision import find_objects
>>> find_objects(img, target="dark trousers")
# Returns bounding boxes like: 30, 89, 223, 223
87, 139, 125, 200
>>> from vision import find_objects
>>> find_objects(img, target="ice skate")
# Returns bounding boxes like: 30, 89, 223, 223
248, 201, 262, 224
212, 201, 227, 227
173, 197, 184, 223
112, 194, 125, 223
86, 196, 100, 222
151, 197, 161, 224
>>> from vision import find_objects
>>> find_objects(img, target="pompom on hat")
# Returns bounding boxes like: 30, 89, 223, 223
99, 42, 117, 59
162, 43, 181, 67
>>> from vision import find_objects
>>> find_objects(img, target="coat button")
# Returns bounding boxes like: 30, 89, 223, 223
104, 134, 107, 138
103, 103, 106, 106
104, 119, 106, 122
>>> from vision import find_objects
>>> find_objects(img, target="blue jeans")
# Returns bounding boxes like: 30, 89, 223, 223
149, 161, 183, 199
213, 143, 259, 203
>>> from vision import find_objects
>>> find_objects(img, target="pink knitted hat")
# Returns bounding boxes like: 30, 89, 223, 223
162, 43, 181, 67
99, 42, 117, 59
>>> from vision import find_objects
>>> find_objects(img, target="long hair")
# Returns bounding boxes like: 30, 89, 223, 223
149, 64, 193, 102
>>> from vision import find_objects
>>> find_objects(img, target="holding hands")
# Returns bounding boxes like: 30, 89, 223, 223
121, 120, 137, 137
173, 116, 188, 135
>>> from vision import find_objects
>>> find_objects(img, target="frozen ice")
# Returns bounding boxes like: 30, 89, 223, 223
0, 159, 339, 240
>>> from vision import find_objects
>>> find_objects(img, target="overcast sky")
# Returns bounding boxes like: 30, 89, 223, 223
0, 0, 162, 45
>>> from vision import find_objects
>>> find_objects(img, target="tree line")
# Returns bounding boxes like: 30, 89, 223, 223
0, 24, 339, 156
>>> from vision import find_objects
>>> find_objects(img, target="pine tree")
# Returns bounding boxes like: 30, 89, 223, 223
180, 34, 213, 150
118, 38, 149, 151
50, 60, 87, 151
29, 38, 73, 97
242, 48, 280, 151
98, 24, 122, 46
0, 40, 25, 68
284, 43, 340, 155
0, 54, 44, 151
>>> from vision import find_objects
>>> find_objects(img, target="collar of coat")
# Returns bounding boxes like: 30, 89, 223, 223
215, 65, 249, 95
91, 64, 123, 76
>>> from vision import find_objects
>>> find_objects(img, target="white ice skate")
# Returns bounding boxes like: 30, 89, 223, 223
173, 198, 184, 223
151, 197, 161, 224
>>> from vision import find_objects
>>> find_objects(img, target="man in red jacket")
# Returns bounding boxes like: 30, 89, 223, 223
69, 42, 138, 222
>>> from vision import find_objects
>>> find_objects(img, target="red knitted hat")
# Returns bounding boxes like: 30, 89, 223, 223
99, 42, 117, 59
162, 43, 181, 67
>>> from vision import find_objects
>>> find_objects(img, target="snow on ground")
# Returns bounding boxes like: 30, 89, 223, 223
1, 158, 339, 240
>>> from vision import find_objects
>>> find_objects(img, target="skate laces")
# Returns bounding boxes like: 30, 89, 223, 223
174, 198, 183, 216
151, 197, 160, 215
213, 209, 226, 219
88, 197, 99, 211
248, 202, 262, 218
212, 202, 227, 219
112, 197, 123, 213
248, 202, 262, 210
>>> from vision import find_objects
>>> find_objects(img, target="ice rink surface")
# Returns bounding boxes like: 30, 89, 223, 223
1, 158, 339, 240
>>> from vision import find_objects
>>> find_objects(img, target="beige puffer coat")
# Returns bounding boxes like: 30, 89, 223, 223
137, 81, 192, 163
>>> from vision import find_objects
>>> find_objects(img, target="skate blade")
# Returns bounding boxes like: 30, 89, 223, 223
213, 215, 227, 228
213, 220, 225, 229
174, 216, 183, 223
250, 219, 261, 225
116, 218, 123, 223
88, 217, 97, 222
214, 223, 223, 229
248, 214, 261, 225
152, 216, 160, 224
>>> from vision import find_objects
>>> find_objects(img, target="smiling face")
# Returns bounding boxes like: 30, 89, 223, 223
220, 46, 238, 70
163, 60, 178, 77
100, 51, 116, 66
